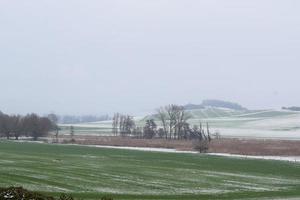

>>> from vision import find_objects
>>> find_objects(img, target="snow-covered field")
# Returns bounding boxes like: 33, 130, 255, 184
60, 108, 300, 140
210, 128, 300, 140
208, 153, 300, 163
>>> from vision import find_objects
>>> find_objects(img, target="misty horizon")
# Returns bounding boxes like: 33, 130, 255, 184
1, 1, 300, 115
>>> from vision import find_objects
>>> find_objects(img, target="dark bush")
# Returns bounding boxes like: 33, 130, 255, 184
0, 187, 54, 200
193, 140, 209, 153
59, 194, 73, 200
101, 197, 113, 200
0, 187, 113, 200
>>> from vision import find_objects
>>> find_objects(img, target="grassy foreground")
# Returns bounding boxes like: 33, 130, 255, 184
0, 141, 300, 200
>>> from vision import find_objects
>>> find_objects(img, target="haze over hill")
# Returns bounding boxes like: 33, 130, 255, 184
184, 99, 247, 111
1, 1, 300, 200
1, 1, 300, 115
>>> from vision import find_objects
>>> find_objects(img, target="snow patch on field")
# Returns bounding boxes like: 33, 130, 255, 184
211, 128, 300, 140
0, 160, 15, 164
10, 140, 300, 164
208, 153, 300, 163
67, 144, 198, 153
66, 143, 300, 163
20, 184, 71, 192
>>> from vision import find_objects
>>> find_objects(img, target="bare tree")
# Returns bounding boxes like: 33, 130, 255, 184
174, 105, 191, 139
157, 107, 168, 139
47, 113, 58, 124
48, 113, 60, 142
1, 114, 13, 139
157, 128, 165, 138
36, 117, 53, 140
206, 122, 211, 142
22, 114, 53, 140
112, 114, 135, 136
165, 105, 178, 139
132, 126, 143, 138
122, 115, 135, 136
157, 104, 190, 139
0, 112, 56, 141
70, 125, 75, 141
11, 115, 23, 140
192, 122, 213, 153
119, 115, 125, 135
112, 113, 120, 136
143, 119, 157, 139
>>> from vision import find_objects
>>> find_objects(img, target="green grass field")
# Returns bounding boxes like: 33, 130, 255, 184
0, 141, 300, 199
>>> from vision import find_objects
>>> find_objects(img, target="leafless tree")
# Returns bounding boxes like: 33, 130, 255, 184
143, 119, 157, 139
20, 113, 54, 140
70, 125, 75, 140
122, 115, 135, 136
0, 114, 14, 139
112, 113, 120, 136
156, 104, 190, 139
157, 107, 168, 139
112, 113, 135, 136
48, 113, 60, 142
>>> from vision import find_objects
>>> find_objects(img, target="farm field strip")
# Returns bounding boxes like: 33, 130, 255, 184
0, 141, 300, 199
43, 143, 300, 163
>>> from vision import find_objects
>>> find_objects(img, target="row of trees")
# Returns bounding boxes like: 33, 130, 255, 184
156, 104, 191, 139
0, 111, 57, 140
59, 114, 111, 124
112, 113, 135, 136
112, 104, 213, 141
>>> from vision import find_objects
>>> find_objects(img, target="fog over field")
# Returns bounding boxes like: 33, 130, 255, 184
0, 0, 300, 115
1, 2, 300, 200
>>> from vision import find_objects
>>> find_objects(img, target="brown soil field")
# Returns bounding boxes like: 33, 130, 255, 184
209, 138, 300, 156
53, 135, 300, 156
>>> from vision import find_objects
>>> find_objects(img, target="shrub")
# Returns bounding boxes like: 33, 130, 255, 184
0, 187, 54, 200
0, 187, 113, 200
59, 194, 74, 200
193, 140, 209, 153
101, 197, 114, 200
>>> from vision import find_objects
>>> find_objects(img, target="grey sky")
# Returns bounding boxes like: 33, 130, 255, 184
0, 0, 300, 115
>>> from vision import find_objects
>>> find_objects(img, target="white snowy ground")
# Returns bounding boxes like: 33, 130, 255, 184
67, 143, 300, 163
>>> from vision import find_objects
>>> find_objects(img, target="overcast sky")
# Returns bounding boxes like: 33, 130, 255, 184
0, 0, 299, 115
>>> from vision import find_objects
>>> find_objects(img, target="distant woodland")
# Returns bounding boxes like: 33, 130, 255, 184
0, 111, 58, 140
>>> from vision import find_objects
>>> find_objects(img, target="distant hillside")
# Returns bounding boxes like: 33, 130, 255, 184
59, 114, 111, 124
184, 104, 205, 110
184, 99, 247, 111
282, 106, 300, 112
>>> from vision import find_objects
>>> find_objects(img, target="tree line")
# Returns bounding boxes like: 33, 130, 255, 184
112, 113, 135, 136
112, 104, 214, 152
282, 106, 300, 111
184, 99, 247, 111
59, 114, 111, 124
0, 111, 57, 140
112, 104, 213, 141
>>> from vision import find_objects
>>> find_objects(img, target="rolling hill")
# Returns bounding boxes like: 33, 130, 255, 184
59, 107, 300, 140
